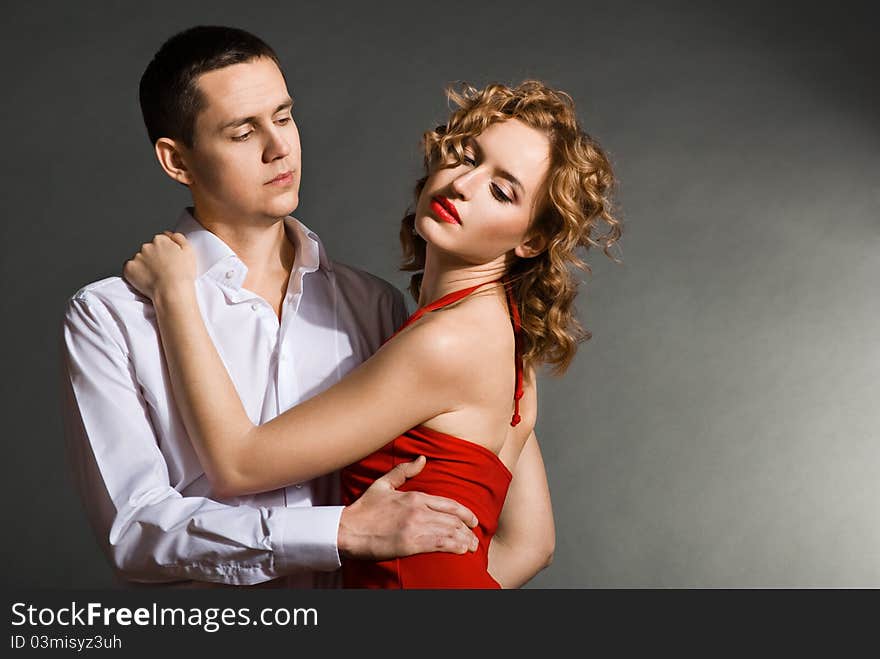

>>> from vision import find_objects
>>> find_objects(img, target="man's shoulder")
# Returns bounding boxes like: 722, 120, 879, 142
62, 277, 153, 356
66, 276, 147, 319
330, 261, 405, 306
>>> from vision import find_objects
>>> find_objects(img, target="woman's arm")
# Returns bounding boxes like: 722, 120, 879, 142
124, 234, 466, 498
488, 431, 556, 588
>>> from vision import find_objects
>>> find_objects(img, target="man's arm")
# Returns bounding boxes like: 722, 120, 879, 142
487, 431, 556, 588
388, 285, 410, 336
62, 290, 478, 584
62, 291, 345, 584
333, 283, 479, 560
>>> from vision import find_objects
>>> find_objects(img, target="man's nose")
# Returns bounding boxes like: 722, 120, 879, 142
264, 127, 291, 162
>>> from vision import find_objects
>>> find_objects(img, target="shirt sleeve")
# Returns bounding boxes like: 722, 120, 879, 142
390, 286, 410, 335
61, 292, 343, 585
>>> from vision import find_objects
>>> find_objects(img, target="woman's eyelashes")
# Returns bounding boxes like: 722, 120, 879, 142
461, 151, 514, 204
491, 183, 513, 203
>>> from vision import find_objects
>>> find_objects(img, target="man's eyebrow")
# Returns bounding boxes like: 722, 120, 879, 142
467, 136, 524, 196
220, 99, 294, 131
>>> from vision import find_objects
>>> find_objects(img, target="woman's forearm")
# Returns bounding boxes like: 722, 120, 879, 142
487, 431, 555, 588
123, 235, 449, 499
488, 536, 554, 589
152, 284, 258, 494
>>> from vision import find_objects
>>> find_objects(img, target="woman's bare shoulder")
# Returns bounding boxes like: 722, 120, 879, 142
384, 295, 512, 379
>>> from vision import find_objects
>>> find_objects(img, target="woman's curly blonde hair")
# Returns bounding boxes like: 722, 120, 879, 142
401, 80, 622, 375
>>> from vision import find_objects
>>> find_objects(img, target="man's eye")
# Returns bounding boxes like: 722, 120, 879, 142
276, 116, 291, 125
232, 131, 253, 142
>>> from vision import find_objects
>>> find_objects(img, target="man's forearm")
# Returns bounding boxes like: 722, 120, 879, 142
62, 292, 343, 584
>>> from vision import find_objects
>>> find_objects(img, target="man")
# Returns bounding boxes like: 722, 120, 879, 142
60, 25, 481, 587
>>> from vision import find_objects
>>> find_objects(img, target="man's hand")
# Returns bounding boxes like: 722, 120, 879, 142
338, 456, 480, 560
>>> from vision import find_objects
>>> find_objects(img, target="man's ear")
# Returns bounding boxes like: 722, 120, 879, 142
514, 233, 548, 259
154, 138, 194, 186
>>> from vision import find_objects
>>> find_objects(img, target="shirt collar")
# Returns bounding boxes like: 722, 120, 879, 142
288, 217, 334, 275
172, 208, 334, 287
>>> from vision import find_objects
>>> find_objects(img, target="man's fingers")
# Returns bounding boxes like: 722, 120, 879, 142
415, 511, 479, 553
410, 523, 479, 555
378, 455, 426, 489
352, 457, 484, 559
422, 495, 478, 528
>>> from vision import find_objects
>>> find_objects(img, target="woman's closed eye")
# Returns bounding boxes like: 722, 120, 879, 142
491, 182, 513, 203
461, 152, 512, 203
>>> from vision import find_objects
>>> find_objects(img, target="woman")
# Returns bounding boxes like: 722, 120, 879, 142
123, 80, 621, 588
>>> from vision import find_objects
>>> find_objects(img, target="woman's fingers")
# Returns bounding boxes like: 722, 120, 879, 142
161, 231, 189, 249
170, 232, 188, 247
122, 258, 147, 292
138, 232, 188, 255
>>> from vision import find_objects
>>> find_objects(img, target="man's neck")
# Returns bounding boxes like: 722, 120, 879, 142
192, 208, 296, 317
193, 208, 294, 275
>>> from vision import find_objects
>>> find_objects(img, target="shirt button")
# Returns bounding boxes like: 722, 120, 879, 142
251, 303, 259, 311
225, 270, 234, 279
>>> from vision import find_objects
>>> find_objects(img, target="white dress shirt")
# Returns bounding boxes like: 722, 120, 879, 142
61, 209, 408, 587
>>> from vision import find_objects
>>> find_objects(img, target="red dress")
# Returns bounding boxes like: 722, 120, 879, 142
341, 280, 524, 588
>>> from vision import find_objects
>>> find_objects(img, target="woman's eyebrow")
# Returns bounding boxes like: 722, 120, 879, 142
497, 169, 524, 196
468, 136, 524, 196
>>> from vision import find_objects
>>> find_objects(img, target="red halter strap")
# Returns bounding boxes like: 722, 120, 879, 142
394, 278, 524, 427
503, 281, 524, 427
395, 281, 497, 332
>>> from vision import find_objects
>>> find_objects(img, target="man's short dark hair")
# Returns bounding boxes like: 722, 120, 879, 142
139, 26, 281, 147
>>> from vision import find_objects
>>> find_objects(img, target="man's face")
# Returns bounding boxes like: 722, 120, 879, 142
182, 57, 301, 224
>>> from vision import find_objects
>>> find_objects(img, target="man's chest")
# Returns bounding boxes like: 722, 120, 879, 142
128, 285, 365, 428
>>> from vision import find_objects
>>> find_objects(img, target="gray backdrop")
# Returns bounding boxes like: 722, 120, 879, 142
2, 0, 877, 588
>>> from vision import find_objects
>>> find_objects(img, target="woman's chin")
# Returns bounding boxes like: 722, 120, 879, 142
414, 214, 448, 244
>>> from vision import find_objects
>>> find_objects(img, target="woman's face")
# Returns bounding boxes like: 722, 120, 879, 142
414, 118, 551, 266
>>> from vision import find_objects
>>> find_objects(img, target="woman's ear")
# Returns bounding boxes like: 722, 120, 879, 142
514, 233, 548, 259
154, 138, 194, 186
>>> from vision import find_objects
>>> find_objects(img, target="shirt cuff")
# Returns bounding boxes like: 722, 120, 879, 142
269, 505, 344, 573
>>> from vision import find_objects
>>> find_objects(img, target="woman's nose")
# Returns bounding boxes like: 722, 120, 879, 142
450, 168, 478, 199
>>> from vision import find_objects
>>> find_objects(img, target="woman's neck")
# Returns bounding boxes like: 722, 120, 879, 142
418, 246, 509, 307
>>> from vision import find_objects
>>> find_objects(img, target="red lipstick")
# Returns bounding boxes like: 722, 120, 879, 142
430, 196, 461, 224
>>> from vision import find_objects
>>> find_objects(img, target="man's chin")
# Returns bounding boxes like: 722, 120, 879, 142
266, 193, 299, 219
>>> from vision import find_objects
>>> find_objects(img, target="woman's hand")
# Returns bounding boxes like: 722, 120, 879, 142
123, 232, 197, 300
